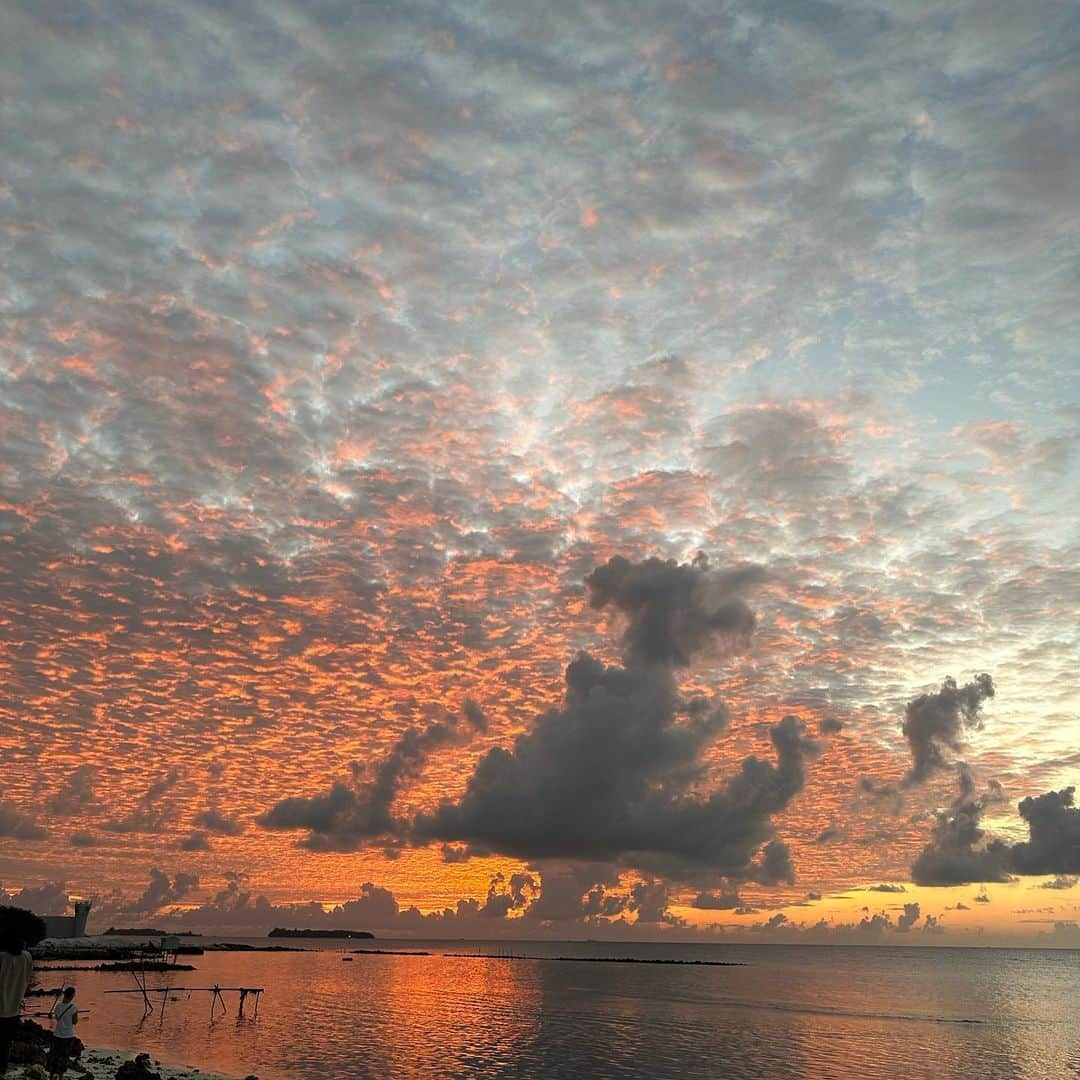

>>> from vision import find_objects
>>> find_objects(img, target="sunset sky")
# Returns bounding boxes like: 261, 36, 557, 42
1, 0, 1078, 945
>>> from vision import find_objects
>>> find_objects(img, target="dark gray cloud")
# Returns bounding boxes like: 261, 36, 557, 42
418, 697, 814, 874
1010, 788, 1080, 876
107, 866, 682, 938
0, 804, 46, 840
896, 902, 921, 932
462, 698, 489, 734
260, 705, 483, 851
259, 776, 406, 854
128, 868, 200, 914
5, 881, 69, 914
736, 904, 956, 943
192, 809, 243, 836
911, 774, 1012, 886
902, 674, 994, 783
440, 844, 471, 864
1039, 875, 1078, 890
255, 553, 814, 881
416, 556, 814, 879
914, 777, 1080, 886
521, 863, 624, 925
753, 839, 796, 886
691, 890, 743, 910
682, 696, 731, 736
628, 881, 682, 925
474, 872, 537, 920
584, 554, 763, 667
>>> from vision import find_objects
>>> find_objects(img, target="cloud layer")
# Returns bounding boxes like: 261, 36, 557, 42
0, 0, 1076, 928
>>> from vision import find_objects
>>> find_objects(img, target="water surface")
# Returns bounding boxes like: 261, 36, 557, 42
40, 941, 1080, 1078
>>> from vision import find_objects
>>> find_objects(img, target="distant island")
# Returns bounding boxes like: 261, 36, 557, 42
268, 928, 375, 939
103, 927, 202, 937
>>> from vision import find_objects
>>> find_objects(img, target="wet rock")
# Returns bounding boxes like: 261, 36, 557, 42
9, 1040, 47, 1067
115, 1052, 163, 1080
9, 1017, 84, 1068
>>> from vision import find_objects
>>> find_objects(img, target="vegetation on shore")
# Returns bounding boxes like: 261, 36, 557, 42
268, 928, 374, 939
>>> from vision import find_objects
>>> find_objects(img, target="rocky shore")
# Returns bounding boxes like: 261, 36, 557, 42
6, 1018, 248, 1080
17, 937, 264, 1079
6, 1049, 239, 1080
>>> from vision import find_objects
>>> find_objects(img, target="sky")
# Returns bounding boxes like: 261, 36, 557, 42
1, 0, 1078, 946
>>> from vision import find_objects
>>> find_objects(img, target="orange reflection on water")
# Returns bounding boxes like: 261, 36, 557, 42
56, 944, 1080, 1079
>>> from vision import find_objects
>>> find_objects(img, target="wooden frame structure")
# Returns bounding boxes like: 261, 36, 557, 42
104, 983, 263, 1019
101, 939, 263, 1019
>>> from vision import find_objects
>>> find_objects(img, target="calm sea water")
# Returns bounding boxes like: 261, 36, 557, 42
33, 941, 1080, 1079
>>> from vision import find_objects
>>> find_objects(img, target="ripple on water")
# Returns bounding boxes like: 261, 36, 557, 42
53, 944, 1080, 1079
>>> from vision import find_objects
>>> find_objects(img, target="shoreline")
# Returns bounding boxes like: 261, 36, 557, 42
6, 1046, 243, 1080
32, 936, 308, 963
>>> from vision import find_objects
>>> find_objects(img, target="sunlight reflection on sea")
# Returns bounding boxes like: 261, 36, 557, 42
46, 943, 1080, 1079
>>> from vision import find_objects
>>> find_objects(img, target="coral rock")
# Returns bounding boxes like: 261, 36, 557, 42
115, 1052, 163, 1080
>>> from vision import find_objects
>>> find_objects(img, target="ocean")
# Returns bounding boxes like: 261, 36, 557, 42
35, 940, 1080, 1078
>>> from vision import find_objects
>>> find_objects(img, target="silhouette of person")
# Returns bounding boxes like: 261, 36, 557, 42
48, 986, 79, 1080
0, 931, 33, 1077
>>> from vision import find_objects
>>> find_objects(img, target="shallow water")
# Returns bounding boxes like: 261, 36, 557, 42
36, 941, 1080, 1078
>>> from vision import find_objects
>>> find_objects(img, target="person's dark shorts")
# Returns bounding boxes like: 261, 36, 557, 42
47, 1035, 77, 1074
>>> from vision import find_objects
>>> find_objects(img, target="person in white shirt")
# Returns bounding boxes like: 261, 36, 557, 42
47, 987, 79, 1080
0, 932, 33, 1078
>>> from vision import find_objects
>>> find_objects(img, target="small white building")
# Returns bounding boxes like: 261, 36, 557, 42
41, 900, 91, 939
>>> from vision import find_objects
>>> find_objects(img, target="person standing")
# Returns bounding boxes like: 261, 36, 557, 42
0, 933, 33, 1078
47, 987, 79, 1080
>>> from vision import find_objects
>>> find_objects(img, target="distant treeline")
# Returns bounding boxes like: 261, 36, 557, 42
103, 928, 202, 937
38, 961, 197, 973
268, 928, 375, 939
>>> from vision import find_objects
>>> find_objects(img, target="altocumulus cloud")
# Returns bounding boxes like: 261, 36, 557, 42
0, 0, 1076, 918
